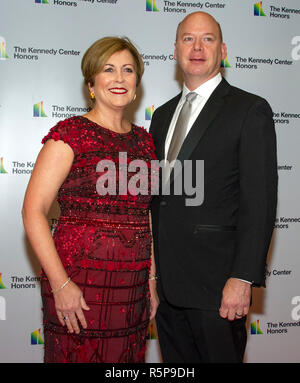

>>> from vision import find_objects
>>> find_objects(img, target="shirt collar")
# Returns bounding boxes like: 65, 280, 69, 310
182, 73, 222, 101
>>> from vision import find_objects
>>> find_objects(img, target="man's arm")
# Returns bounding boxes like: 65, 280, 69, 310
219, 98, 278, 320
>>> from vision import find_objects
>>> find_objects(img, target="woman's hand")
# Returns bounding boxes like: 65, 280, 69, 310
53, 280, 90, 334
149, 280, 160, 320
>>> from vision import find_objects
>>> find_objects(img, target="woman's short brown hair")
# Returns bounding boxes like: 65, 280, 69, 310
81, 36, 144, 87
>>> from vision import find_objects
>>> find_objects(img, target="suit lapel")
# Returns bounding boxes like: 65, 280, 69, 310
177, 79, 230, 162
171, 79, 231, 183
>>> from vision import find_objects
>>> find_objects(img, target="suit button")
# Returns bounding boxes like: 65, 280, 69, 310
160, 201, 167, 207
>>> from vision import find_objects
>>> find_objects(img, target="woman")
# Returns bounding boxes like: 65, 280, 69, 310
22, 37, 159, 363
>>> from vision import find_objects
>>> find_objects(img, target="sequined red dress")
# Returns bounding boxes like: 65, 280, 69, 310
41, 116, 157, 363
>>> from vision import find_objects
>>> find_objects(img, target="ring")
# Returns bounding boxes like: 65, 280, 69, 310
236, 313, 243, 317
63, 316, 69, 321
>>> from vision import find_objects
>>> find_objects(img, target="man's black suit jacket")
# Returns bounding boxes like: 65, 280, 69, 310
150, 78, 278, 310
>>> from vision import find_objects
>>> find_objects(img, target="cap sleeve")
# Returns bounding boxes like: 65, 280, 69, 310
41, 118, 79, 154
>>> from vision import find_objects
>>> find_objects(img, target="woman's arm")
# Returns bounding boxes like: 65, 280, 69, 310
22, 139, 89, 333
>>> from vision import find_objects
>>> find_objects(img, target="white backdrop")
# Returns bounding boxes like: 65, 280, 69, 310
1, 0, 300, 363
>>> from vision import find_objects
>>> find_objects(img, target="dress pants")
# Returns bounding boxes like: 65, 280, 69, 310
156, 299, 247, 363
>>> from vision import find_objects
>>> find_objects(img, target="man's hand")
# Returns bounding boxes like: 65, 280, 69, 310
219, 278, 251, 321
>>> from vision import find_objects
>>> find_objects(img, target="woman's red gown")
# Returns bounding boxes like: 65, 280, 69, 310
41, 116, 157, 363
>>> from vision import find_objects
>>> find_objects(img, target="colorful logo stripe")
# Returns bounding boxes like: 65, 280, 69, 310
146, 0, 159, 12
221, 57, 231, 68
254, 2, 266, 16
31, 328, 44, 345
145, 105, 155, 120
251, 319, 263, 334
35, 0, 49, 4
147, 322, 157, 339
0, 158, 7, 174
33, 101, 47, 117
0, 273, 6, 289
0, 38, 9, 60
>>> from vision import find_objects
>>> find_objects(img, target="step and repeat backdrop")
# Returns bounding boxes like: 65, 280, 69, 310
1, 0, 300, 363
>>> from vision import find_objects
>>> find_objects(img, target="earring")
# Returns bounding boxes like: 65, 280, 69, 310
90, 91, 95, 100
133, 94, 137, 101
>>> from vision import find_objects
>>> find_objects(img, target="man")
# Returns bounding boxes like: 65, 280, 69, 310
150, 12, 277, 363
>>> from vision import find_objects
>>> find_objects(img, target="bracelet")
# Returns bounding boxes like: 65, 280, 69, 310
51, 277, 71, 294
149, 274, 158, 281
